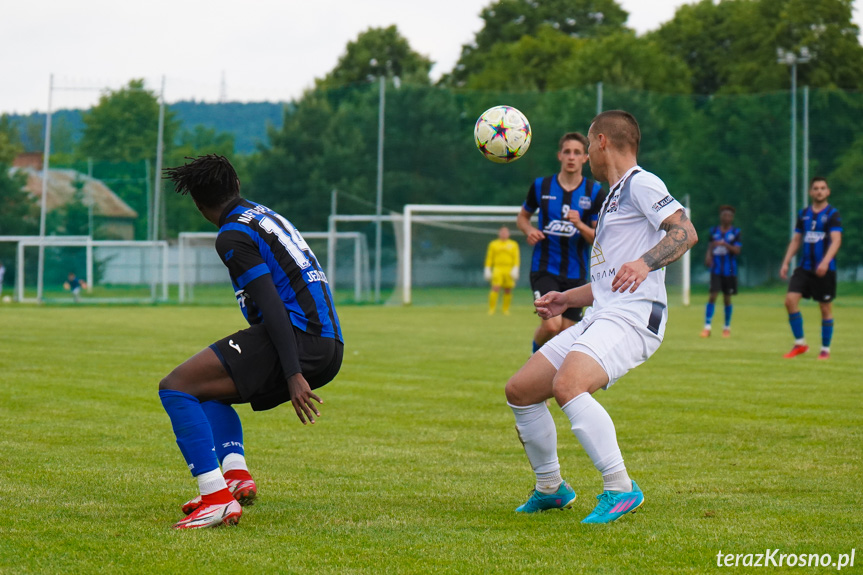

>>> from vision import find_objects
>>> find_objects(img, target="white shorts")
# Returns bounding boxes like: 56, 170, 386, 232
540, 308, 665, 388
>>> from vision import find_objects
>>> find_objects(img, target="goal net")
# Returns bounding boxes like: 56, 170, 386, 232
392, 203, 691, 307
15, 238, 169, 304
177, 231, 371, 304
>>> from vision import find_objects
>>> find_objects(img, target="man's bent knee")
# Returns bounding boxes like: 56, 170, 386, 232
505, 377, 528, 405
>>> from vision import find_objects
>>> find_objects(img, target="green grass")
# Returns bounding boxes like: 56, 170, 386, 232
1, 290, 861, 574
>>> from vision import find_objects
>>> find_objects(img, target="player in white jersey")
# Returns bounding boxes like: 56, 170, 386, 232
504, 110, 697, 523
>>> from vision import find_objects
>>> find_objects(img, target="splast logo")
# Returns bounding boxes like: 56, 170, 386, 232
543, 219, 577, 237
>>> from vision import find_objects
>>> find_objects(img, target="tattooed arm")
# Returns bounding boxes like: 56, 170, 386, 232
611, 209, 698, 294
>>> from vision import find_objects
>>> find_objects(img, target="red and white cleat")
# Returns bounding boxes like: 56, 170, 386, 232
173, 499, 242, 530
181, 495, 203, 516
783, 344, 809, 358
182, 475, 257, 515
226, 477, 257, 506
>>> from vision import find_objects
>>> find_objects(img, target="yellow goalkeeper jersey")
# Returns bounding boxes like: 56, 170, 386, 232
485, 239, 520, 271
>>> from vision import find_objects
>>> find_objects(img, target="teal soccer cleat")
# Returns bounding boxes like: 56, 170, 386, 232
515, 481, 576, 513
581, 480, 644, 524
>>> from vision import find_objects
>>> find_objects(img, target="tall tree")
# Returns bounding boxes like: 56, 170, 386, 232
650, 0, 863, 94
79, 79, 179, 162
163, 125, 236, 236
0, 115, 37, 237
317, 26, 433, 89
445, 0, 629, 86
79, 79, 179, 238
462, 26, 691, 93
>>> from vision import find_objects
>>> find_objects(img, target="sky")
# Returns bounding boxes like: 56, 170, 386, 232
3, 0, 862, 115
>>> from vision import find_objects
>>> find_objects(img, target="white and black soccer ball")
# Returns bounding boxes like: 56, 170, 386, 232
474, 105, 532, 163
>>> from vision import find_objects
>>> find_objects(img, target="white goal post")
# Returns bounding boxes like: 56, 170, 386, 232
401, 205, 522, 305
15, 237, 169, 304
177, 231, 370, 303
398, 203, 692, 306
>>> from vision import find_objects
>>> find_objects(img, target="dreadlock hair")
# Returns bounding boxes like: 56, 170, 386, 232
163, 155, 240, 209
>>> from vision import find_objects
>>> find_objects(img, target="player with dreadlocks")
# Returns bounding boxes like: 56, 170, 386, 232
160, 155, 343, 529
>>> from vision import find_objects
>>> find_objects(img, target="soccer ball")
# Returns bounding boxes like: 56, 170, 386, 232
474, 105, 532, 163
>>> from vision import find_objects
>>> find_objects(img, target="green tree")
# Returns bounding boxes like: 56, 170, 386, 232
0, 115, 37, 275
650, 0, 863, 94
80, 79, 178, 162
317, 26, 433, 89
79, 79, 179, 238
62, 175, 91, 236
163, 125, 237, 236
445, 0, 629, 86
462, 27, 691, 93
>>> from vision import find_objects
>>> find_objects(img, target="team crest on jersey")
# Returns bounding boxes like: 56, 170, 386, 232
578, 195, 593, 210
605, 194, 619, 214
543, 220, 577, 237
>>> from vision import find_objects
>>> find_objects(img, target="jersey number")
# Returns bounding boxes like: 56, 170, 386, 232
260, 215, 311, 269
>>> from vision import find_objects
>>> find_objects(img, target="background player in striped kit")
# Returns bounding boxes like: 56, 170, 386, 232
160, 155, 343, 529
780, 177, 842, 360
701, 205, 741, 338
516, 132, 605, 353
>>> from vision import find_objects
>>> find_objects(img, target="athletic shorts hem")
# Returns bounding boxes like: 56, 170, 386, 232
530, 272, 586, 322
539, 309, 663, 388
787, 268, 836, 302
212, 323, 343, 411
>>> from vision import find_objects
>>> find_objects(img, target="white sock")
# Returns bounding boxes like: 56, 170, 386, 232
602, 469, 633, 493
795, 338, 807, 345
196, 468, 228, 496
222, 452, 249, 473
561, 392, 626, 477
509, 402, 561, 493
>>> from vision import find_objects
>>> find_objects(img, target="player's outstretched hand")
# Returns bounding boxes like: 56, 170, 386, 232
287, 373, 322, 425
611, 259, 650, 293
534, 291, 567, 320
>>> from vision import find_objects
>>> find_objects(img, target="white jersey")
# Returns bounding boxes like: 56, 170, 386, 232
587, 166, 683, 331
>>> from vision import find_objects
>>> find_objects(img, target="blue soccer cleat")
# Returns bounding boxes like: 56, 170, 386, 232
515, 481, 576, 513
581, 480, 644, 524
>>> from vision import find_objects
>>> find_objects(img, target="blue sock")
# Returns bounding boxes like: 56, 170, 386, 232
532, 340, 540, 353
724, 305, 732, 328
788, 312, 804, 340
822, 319, 834, 348
202, 401, 245, 463
705, 302, 715, 326
159, 389, 219, 477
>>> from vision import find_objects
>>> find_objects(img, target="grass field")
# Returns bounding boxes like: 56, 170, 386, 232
1, 288, 861, 574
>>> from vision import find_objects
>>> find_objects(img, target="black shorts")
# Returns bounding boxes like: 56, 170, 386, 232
211, 323, 343, 411
709, 273, 738, 296
530, 272, 587, 322
788, 268, 836, 303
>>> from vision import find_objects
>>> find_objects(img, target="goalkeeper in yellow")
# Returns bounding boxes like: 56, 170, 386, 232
485, 226, 521, 315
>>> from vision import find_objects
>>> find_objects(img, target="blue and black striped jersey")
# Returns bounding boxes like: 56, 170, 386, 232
523, 176, 605, 279
795, 205, 842, 272
215, 198, 342, 342
708, 226, 742, 277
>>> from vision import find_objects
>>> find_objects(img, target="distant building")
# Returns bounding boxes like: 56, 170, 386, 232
11, 154, 138, 240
